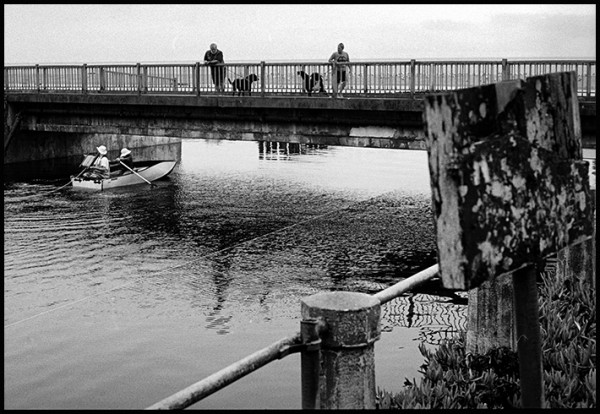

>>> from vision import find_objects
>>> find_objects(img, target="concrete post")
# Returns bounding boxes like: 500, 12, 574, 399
466, 275, 516, 354
512, 265, 544, 407
557, 240, 595, 287
301, 291, 380, 409
556, 189, 595, 288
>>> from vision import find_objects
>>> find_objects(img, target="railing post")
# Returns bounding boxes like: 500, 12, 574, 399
585, 62, 592, 98
502, 58, 509, 81
410, 59, 416, 97
142, 66, 148, 93
260, 61, 266, 97
43, 67, 48, 91
301, 292, 380, 409
195, 62, 200, 96
35, 64, 40, 93
363, 64, 369, 94
136, 63, 142, 95
82, 64, 87, 94
4, 67, 8, 92
331, 62, 338, 98
99, 67, 105, 92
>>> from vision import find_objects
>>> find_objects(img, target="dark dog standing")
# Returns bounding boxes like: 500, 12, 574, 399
297, 70, 326, 96
228, 74, 259, 96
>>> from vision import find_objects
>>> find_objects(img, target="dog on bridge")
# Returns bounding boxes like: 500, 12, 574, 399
228, 74, 259, 96
297, 70, 326, 96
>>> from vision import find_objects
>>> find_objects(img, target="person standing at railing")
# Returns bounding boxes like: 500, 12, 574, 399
204, 43, 226, 93
329, 43, 350, 97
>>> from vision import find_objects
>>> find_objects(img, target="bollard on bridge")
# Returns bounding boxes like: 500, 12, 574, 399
300, 291, 381, 409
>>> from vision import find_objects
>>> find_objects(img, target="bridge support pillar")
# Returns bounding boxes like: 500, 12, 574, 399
4, 130, 182, 164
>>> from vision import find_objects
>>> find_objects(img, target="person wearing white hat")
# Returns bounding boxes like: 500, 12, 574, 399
110, 147, 134, 175
86, 144, 111, 179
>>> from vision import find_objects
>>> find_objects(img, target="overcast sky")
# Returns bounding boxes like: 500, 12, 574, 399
3, 4, 596, 65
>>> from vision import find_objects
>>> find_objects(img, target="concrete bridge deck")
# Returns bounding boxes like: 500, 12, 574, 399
5, 91, 595, 155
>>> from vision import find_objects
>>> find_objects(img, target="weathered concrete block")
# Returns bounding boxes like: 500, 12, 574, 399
301, 291, 380, 409
424, 72, 593, 290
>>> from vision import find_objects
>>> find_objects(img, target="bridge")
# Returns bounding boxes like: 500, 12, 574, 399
3, 59, 596, 165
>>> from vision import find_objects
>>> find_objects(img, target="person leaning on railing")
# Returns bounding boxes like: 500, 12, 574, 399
204, 43, 226, 93
329, 42, 350, 97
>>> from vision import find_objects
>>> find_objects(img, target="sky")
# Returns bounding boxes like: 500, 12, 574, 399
3, 4, 596, 65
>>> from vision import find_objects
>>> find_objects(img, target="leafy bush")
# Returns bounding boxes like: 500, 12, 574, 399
376, 270, 596, 409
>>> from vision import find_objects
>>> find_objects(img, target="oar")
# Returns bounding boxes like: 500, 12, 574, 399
120, 160, 156, 187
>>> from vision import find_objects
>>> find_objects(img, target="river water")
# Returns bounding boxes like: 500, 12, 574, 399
4, 139, 594, 409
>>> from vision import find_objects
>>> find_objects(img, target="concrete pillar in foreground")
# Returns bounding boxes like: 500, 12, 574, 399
301, 291, 381, 409
467, 275, 516, 354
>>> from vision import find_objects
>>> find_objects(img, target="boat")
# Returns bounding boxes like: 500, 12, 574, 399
71, 160, 177, 190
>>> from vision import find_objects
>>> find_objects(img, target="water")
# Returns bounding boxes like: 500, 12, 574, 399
8, 139, 594, 409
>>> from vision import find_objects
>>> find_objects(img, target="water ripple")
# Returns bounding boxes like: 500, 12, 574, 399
3, 140, 474, 409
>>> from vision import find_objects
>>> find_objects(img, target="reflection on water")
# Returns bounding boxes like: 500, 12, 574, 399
5, 139, 593, 409
258, 141, 329, 161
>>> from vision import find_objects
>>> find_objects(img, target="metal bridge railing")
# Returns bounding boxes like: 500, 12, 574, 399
145, 264, 440, 410
4, 59, 596, 99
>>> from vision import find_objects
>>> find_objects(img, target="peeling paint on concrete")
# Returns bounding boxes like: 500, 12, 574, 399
424, 72, 593, 290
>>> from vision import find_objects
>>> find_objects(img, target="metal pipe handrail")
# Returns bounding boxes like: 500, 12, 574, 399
6, 58, 594, 66
145, 263, 440, 409
373, 263, 439, 304
146, 332, 303, 409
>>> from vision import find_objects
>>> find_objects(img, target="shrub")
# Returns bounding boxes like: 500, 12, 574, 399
376, 270, 596, 409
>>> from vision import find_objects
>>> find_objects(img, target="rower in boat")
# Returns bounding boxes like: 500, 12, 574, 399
82, 145, 110, 180
72, 157, 178, 190
110, 147, 134, 176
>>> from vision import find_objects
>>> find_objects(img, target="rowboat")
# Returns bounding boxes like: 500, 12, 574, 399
71, 160, 177, 190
